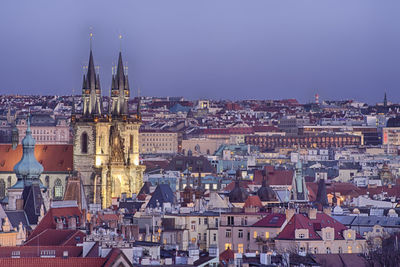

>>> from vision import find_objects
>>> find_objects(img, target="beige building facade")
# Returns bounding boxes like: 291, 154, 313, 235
139, 130, 179, 154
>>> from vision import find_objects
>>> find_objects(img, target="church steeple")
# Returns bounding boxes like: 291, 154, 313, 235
111, 51, 130, 117
82, 43, 103, 117
384, 92, 388, 107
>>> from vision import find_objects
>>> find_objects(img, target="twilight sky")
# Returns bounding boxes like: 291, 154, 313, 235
0, 0, 399, 103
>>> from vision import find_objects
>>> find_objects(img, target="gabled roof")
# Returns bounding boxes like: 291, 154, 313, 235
252, 213, 286, 228
27, 206, 82, 241
277, 212, 362, 240
146, 184, 175, 209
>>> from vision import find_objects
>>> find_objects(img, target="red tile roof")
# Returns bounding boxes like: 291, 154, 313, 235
219, 248, 234, 263
24, 229, 86, 246
27, 206, 83, 241
253, 167, 293, 186
224, 180, 253, 192
0, 246, 82, 258
252, 213, 286, 228
0, 257, 106, 267
243, 196, 263, 208
277, 213, 361, 240
0, 144, 73, 172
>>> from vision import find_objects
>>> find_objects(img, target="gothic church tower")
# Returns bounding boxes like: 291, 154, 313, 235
72, 44, 144, 209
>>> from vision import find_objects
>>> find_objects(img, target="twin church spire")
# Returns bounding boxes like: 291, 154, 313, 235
81, 40, 135, 119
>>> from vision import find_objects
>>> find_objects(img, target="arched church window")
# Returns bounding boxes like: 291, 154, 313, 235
54, 178, 63, 199
0, 179, 5, 199
45, 176, 50, 188
81, 132, 88, 154
130, 135, 134, 153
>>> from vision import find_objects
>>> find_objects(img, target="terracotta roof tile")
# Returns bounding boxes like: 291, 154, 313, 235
0, 144, 72, 172
277, 213, 360, 240
252, 213, 286, 227
0, 246, 82, 258
0, 257, 106, 267
243, 196, 263, 208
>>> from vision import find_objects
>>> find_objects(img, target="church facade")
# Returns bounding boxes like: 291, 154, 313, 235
72, 49, 145, 209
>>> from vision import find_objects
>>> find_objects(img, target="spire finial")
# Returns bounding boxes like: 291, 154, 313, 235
26, 111, 31, 134
89, 27, 94, 51
119, 34, 122, 52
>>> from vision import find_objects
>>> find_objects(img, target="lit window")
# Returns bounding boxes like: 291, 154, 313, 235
265, 232, 270, 239
238, 244, 244, 253
347, 246, 352, 253
191, 237, 196, 244
253, 231, 257, 238
225, 243, 232, 250
347, 232, 352, 239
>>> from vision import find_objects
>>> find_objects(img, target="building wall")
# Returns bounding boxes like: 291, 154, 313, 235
0, 173, 68, 200
182, 138, 229, 156
73, 119, 144, 208
139, 131, 178, 154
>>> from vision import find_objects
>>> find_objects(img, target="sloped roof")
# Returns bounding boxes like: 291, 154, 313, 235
243, 195, 263, 208
0, 257, 107, 267
0, 144, 73, 172
0, 246, 82, 258
277, 213, 361, 240
24, 229, 85, 246
219, 248, 234, 264
252, 213, 286, 228
253, 167, 293, 186
27, 206, 82, 240
312, 254, 368, 267
146, 184, 175, 209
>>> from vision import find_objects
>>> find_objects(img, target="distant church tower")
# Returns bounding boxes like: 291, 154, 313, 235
290, 161, 308, 202
72, 42, 144, 209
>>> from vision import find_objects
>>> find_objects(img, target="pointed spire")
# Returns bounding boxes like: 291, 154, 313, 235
314, 178, 329, 210
384, 92, 388, 107
87, 50, 96, 89
116, 52, 125, 86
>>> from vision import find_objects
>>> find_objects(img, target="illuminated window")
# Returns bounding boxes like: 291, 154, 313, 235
253, 231, 257, 238
347, 246, 352, 253
191, 237, 196, 243
54, 178, 63, 199
347, 232, 352, 239
238, 244, 244, 253
225, 243, 232, 250
265, 232, 270, 239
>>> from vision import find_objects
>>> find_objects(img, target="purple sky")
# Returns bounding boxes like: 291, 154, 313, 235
0, 0, 399, 103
